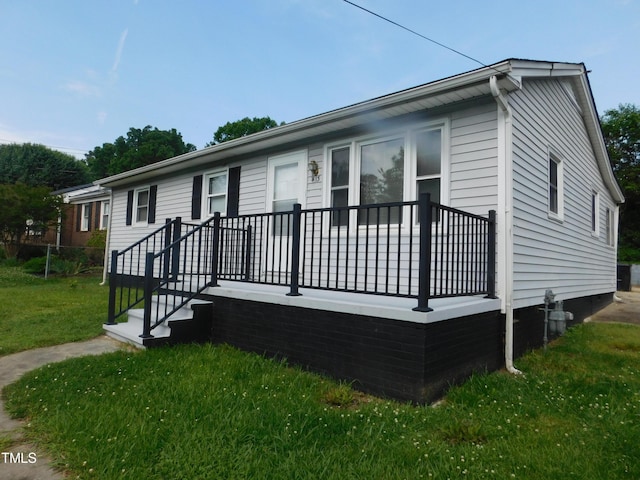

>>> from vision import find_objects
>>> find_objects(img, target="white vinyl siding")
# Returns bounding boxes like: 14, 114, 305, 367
448, 101, 499, 215
510, 78, 617, 308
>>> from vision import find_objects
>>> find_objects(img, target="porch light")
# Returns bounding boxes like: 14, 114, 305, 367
308, 160, 320, 182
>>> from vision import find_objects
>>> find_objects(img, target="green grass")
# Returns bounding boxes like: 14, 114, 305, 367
3, 323, 640, 479
0, 266, 107, 356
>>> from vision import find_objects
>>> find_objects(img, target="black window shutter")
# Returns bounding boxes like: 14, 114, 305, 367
191, 175, 203, 220
148, 185, 158, 224
94, 201, 101, 230
227, 166, 241, 217
75, 204, 82, 232
126, 190, 134, 226
87, 203, 93, 231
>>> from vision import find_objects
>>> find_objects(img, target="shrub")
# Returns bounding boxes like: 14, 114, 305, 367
22, 255, 87, 276
22, 256, 48, 274
16, 244, 46, 262
86, 230, 107, 265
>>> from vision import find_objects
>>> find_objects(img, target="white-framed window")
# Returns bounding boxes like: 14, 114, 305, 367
100, 200, 110, 230
134, 187, 150, 224
548, 150, 564, 220
606, 207, 614, 247
203, 170, 228, 217
81, 203, 91, 231
415, 128, 442, 204
326, 121, 447, 227
329, 146, 350, 227
591, 190, 600, 236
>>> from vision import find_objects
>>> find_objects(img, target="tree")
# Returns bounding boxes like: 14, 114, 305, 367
85, 126, 196, 180
601, 103, 640, 260
0, 143, 89, 190
207, 116, 284, 146
0, 183, 62, 258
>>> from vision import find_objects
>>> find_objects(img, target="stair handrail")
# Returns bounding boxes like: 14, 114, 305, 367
106, 218, 181, 325
139, 214, 220, 338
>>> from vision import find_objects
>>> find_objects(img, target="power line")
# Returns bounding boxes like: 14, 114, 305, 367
0, 139, 89, 156
342, 0, 491, 70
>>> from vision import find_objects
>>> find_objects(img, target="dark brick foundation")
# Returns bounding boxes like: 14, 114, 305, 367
513, 292, 614, 358
203, 295, 502, 404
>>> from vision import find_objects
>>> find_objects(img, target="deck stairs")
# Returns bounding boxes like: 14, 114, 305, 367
104, 296, 213, 348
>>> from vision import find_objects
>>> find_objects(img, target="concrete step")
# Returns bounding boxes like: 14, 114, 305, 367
103, 297, 212, 348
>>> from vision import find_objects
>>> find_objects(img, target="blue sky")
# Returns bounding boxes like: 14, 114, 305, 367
1, 0, 638, 159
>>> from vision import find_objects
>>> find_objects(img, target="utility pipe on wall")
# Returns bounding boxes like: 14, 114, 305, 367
490, 75, 522, 375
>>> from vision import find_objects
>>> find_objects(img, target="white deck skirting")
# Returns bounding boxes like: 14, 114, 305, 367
205, 281, 502, 324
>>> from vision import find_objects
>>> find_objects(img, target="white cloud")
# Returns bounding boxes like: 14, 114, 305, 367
64, 80, 102, 97
97, 111, 108, 125
112, 28, 129, 73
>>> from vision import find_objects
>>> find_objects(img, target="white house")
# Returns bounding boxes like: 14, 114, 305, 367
97, 58, 623, 403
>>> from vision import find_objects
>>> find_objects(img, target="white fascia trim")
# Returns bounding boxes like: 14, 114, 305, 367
95, 61, 520, 189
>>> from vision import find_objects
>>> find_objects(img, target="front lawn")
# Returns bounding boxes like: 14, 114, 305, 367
0, 266, 107, 356
4, 322, 640, 479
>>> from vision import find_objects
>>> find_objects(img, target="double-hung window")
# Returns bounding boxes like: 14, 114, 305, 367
606, 208, 614, 246
548, 151, 564, 220
327, 123, 445, 227
416, 129, 442, 203
204, 171, 228, 217
591, 191, 599, 236
330, 146, 350, 226
81, 203, 91, 231
134, 188, 150, 224
100, 200, 110, 230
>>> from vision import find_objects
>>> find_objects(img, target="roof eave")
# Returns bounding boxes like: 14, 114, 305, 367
96, 60, 518, 188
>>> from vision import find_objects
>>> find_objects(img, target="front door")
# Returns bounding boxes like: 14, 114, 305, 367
266, 151, 306, 280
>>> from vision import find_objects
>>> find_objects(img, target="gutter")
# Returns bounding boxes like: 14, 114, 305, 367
490, 75, 522, 376
100, 188, 114, 286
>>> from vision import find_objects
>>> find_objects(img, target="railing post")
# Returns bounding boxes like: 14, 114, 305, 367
244, 224, 252, 281
210, 212, 221, 287
105, 250, 118, 325
171, 217, 181, 281
163, 218, 172, 282
287, 203, 302, 296
140, 252, 155, 339
413, 193, 433, 312
485, 210, 497, 299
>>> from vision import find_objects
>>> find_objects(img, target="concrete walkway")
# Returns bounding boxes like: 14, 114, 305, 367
0, 336, 125, 480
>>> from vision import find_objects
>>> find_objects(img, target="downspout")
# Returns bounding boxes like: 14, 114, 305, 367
100, 189, 114, 286
490, 75, 522, 375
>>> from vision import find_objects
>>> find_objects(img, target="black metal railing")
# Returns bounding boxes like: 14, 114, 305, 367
215, 194, 496, 311
106, 218, 181, 325
107, 194, 496, 337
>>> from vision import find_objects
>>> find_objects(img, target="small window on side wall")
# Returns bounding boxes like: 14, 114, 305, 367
606, 208, 614, 247
548, 151, 563, 220
591, 191, 599, 236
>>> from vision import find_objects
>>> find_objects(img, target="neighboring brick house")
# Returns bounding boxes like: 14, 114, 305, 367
44, 184, 111, 248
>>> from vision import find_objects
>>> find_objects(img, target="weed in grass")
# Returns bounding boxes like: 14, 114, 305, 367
323, 381, 355, 407
0, 434, 14, 451
439, 418, 487, 445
